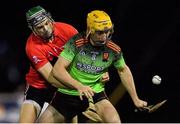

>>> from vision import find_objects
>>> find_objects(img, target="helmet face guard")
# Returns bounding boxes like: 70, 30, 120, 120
87, 10, 114, 46
89, 28, 113, 46
26, 6, 53, 29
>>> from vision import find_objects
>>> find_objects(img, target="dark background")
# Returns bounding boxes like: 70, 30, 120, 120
0, 0, 179, 122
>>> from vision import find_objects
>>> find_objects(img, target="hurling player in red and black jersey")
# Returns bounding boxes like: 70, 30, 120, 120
18, 6, 78, 123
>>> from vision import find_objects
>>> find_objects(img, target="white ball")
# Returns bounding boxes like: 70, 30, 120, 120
152, 75, 161, 85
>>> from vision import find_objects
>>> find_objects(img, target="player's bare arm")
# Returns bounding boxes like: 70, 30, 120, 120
52, 56, 94, 100
117, 64, 147, 108
37, 62, 66, 88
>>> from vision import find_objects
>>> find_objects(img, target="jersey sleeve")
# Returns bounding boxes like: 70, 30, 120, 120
65, 24, 78, 38
56, 22, 78, 42
113, 52, 126, 69
26, 45, 49, 70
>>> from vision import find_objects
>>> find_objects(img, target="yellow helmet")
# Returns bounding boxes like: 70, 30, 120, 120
87, 10, 113, 34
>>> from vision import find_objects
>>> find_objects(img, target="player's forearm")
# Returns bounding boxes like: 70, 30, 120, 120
118, 65, 139, 102
48, 71, 67, 88
52, 67, 83, 90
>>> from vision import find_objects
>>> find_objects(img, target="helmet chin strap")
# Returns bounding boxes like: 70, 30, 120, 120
91, 39, 106, 46
90, 33, 112, 46
107, 32, 112, 41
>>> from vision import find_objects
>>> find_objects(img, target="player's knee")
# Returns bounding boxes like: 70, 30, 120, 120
23, 100, 42, 117
110, 116, 121, 123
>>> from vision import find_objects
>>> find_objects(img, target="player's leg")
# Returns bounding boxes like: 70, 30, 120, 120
39, 91, 89, 123
78, 72, 110, 123
19, 100, 41, 123
37, 102, 78, 123
80, 99, 102, 122
19, 84, 56, 123
94, 92, 121, 123
37, 104, 65, 123
19, 85, 43, 123
72, 115, 78, 123
95, 99, 120, 123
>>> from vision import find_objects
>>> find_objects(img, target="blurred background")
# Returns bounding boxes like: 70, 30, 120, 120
0, 0, 179, 122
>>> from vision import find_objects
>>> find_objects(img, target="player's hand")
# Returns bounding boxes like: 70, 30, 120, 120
135, 99, 167, 113
77, 85, 94, 100
133, 98, 147, 110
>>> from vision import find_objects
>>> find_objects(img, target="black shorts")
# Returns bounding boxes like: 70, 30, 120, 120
51, 91, 108, 120
24, 84, 57, 108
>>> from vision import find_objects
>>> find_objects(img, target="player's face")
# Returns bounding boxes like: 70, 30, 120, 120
90, 29, 111, 46
33, 18, 54, 40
